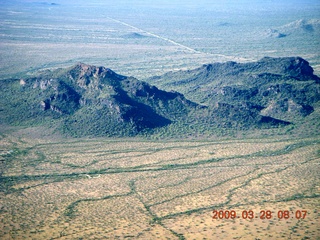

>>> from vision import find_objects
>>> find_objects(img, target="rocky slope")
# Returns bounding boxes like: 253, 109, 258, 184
0, 57, 319, 137
0, 63, 198, 137
148, 56, 320, 125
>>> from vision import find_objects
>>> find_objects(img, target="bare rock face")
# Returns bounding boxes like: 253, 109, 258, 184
20, 79, 26, 85
261, 99, 314, 121
68, 63, 126, 90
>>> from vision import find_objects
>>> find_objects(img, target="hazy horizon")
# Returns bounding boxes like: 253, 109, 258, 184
0, 0, 319, 79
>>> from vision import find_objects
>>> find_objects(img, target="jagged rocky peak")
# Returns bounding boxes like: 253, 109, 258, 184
67, 63, 126, 87
70, 62, 108, 78
200, 57, 319, 81
257, 57, 319, 81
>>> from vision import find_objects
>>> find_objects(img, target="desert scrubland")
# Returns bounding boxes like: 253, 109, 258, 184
0, 132, 319, 239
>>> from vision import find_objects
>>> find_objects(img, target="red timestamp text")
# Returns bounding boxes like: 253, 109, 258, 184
212, 210, 307, 220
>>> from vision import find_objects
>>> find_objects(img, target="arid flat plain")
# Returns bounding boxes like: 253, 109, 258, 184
0, 131, 319, 239
1, 1, 319, 80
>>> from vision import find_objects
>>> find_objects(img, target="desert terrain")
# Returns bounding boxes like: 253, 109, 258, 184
0, 130, 319, 239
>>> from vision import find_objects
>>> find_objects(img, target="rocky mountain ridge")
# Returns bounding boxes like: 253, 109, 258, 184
0, 57, 319, 138
1, 63, 200, 137
148, 57, 320, 124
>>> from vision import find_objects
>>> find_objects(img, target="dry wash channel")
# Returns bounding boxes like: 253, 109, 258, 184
0, 134, 319, 239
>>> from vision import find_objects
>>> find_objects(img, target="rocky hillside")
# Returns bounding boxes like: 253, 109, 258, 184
148, 57, 320, 126
0, 63, 199, 137
0, 57, 319, 138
